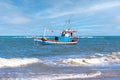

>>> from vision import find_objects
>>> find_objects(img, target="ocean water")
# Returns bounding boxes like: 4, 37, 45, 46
0, 36, 120, 80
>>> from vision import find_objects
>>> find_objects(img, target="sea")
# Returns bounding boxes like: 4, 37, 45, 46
0, 36, 120, 80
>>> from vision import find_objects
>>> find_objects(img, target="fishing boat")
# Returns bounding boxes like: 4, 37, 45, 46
34, 29, 78, 45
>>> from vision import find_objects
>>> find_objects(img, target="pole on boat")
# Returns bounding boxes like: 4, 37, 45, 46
43, 27, 46, 37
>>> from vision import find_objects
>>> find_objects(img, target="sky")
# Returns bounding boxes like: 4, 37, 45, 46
0, 0, 120, 36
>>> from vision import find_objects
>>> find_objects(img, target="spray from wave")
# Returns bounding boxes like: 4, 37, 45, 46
59, 52, 120, 66
0, 58, 39, 68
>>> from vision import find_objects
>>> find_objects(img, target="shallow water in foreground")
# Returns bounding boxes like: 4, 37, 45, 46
0, 36, 120, 80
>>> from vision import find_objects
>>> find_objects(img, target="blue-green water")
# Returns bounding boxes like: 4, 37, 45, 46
0, 36, 120, 80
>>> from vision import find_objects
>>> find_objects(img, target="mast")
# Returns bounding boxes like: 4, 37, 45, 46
43, 27, 46, 37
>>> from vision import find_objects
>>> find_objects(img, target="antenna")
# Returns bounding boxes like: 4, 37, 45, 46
64, 19, 71, 29
43, 27, 46, 37
43, 24, 48, 37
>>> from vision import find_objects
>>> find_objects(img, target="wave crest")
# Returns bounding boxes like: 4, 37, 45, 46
7, 71, 101, 80
0, 58, 39, 68
52, 71, 101, 80
59, 52, 120, 66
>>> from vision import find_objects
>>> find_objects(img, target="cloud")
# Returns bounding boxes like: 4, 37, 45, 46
87, 1, 120, 12
0, 2, 19, 14
114, 16, 120, 23
0, 0, 120, 35
35, 1, 120, 19
0, 2, 31, 24
2, 15, 31, 24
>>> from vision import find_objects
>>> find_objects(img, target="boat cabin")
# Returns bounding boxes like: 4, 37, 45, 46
55, 29, 77, 42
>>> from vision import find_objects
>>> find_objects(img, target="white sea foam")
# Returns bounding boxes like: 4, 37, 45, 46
0, 58, 39, 68
7, 71, 101, 80
51, 71, 101, 80
59, 52, 120, 66
80, 36, 93, 38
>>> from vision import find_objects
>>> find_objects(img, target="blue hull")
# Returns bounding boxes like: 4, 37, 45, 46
34, 41, 55, 45
34, 39, 77, 45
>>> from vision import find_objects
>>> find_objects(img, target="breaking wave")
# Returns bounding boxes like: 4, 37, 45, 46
59, 52, 120, 66
1, 52, 120, 68
5, 71, 101, 80
49, 71, 101, 80
80, 36, 94, 38
0, 58, 39, 68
